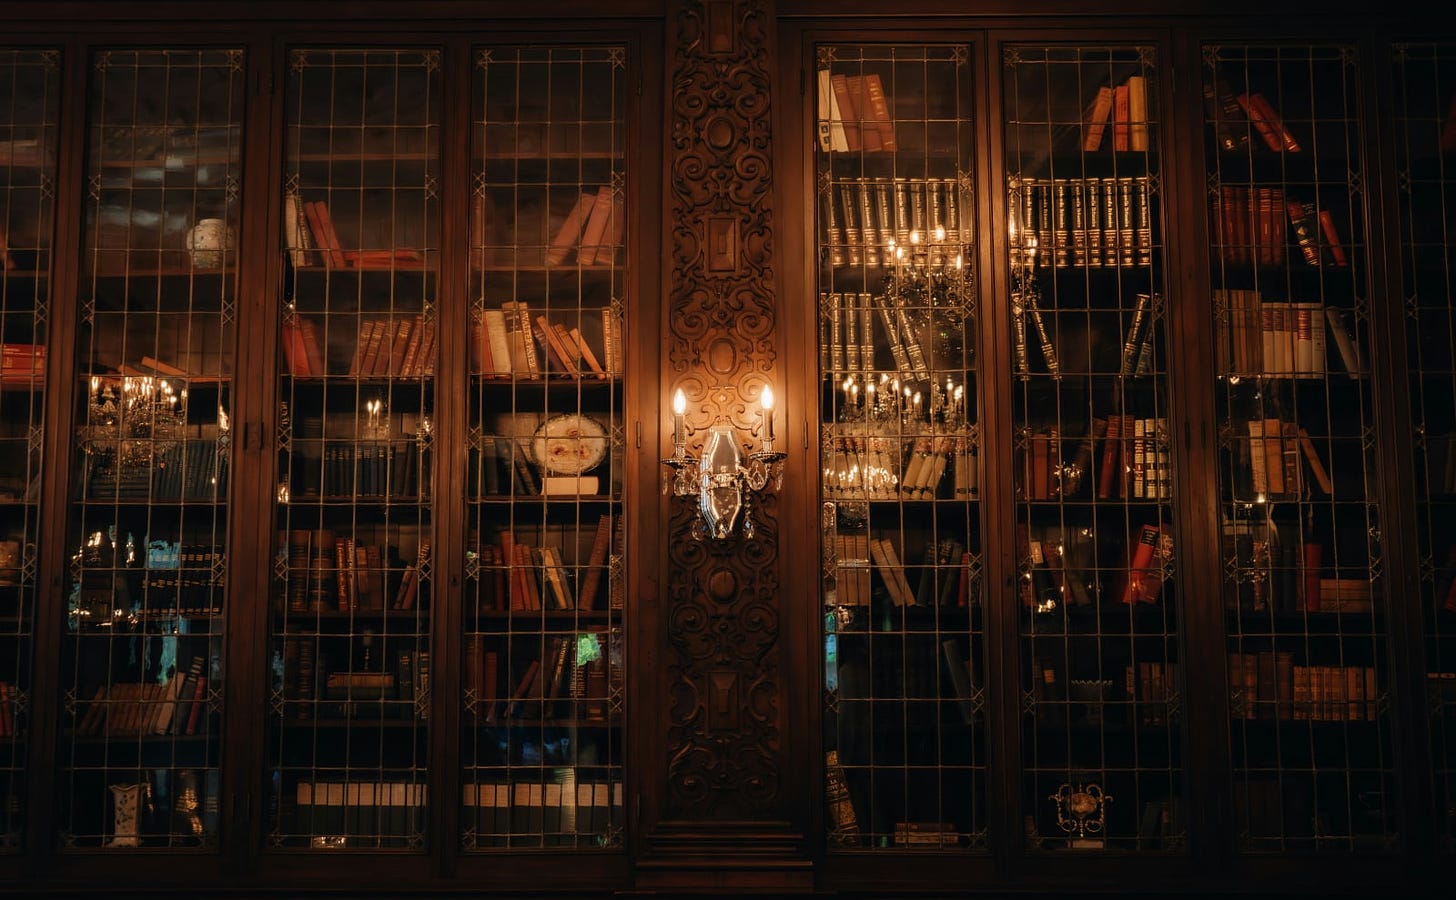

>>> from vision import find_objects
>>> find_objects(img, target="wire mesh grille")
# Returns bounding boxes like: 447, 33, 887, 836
1203, 43, 1395, 853
268, 48, 437, 852
61, 48, 241, 850
1392, 40, 1456, 855
817, 44, 986, 852
1004, 44, 1183, 853
0, 47, 59, 853
461, 45, 627, 852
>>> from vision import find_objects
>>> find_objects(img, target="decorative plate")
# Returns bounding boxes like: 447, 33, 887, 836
532, 414, 608, 476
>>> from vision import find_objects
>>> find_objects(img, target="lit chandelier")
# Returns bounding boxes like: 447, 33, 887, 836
82, 375, 188, 468
882, 224, 973, 332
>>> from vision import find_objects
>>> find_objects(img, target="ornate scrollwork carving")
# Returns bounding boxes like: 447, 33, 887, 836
664, 0, 782, 820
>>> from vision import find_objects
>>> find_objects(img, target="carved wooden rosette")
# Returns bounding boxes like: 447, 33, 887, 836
664, 0, 782, 822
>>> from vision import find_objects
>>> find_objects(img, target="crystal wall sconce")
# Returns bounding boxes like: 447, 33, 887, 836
662, 386, 786, 540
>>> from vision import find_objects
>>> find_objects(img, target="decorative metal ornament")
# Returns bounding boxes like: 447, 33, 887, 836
1050, 781, 1111, 847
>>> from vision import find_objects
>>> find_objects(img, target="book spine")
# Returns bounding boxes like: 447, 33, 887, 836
1086, 178, 1103, 267
1053, 180, 1069, 267
1136, 176, 1153, 265
856, 178, 879, 267
822, 187, 845, 266
838, 184, 862, 267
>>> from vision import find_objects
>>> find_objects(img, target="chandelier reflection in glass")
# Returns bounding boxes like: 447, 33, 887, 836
882, 223, 973, 367
82, 374, 189, 467
662, 386, 787, 541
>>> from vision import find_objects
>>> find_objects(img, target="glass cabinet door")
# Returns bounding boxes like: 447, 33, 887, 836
62, 48, 242, 849
817, 43, 986, 851
1203, 43, 1394, 853
268, 49, 439, 851
1002, 44, 1183, 852
1392, 40, 1456, 853
461, 46, 628, 852
0, 48, 59, 852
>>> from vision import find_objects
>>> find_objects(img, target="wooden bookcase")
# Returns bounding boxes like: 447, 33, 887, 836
59, 47, 241, 850
0, 47, 57, 853
0, 3, 1451, 895
813, 42, 987, 852
1004, 43, 1183, 854
1202, 42, 1395, 853
461, 45, 627, 853
1392, 39, 1456, 855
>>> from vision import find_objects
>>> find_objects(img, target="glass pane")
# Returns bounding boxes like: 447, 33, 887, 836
461, 45, 627, 852
1203, 43, 1396, 853
1004, 44, 1184, 853
62, 47, 242, 850
0, 47, 60, 852
818, 44, 986, 852
1393, 40, 1456, 854
267, 48, 439, 852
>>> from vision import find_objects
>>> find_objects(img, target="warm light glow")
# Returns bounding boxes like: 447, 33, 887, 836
673, 388, 686, 415
761, 386, 774, 411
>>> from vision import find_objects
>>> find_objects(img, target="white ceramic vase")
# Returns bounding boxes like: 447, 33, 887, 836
185, 217, 233, 268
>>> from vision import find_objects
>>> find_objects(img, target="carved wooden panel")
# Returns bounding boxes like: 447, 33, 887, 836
664, 0, 783, 821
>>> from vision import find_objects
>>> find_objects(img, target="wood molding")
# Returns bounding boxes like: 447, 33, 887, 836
653, 1, 805, 877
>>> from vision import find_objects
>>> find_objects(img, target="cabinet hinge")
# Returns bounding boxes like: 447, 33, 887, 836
803, 419, 810, 451
635, 420, 641, 449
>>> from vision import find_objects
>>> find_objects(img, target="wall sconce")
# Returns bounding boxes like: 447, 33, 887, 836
662, 386, 787, 540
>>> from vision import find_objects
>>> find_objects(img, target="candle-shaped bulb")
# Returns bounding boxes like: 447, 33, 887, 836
909, 230, 920, 245
761, 385, 775, 444
934, 225, 946, 242
672, 388, 686, 447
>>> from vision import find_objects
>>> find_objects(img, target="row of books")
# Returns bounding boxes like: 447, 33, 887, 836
284, 192, 426, 270
1028, 656, 1179, 727
282, 530, 429, 614
80, 440, 229, 502
819, 291, 932, 381
1021, 522, 1174, 609
474, 437, 546, 498
1228, 651, 1378, 722
1022, 415, 1171, 502
74, 655, 210, 737
462, 781, 623, 846
0, 342, 43, 383
816, 69, 896, 154
1204, 80, 1300, 154
1009, 175, 1154, 268
0, 682, 18, 738
1243, 417, 1334, 498
820, 177, 968, 268
1219, 290, 1363, 376
1222, 521, 1375, 615
1212, 186, 1347, 268
541, 185, 619, 267
288, 439, 427, 500
278, 642, 430, 721
822, 434, 978, 502
292, 781, 426, 847
1081, 74, 1151, 153
831, 533, 975, 609
476, 517, 618, 612
472, 303, 612, 379
280, 312, 437, 379
465, 632, 613, 724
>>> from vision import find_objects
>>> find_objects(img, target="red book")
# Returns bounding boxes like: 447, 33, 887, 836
1441, 90, 1456, 152
1317, 209, 1348, 267
1301, 543, 1323, 612
1122, 524, 1161, 604
1097, 414, 1123, 499
184, 666, 208, 735
281, 313, 312, 376
846, 75, 881, 152
314, 201, 349, 267
302, 201, 344, 267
